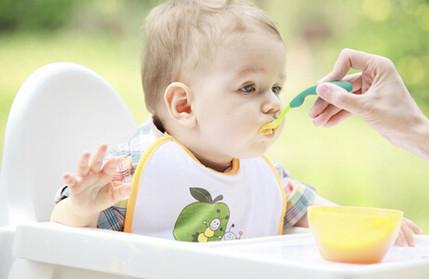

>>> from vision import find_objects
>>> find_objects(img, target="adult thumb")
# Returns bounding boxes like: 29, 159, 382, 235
316, 83, 363, 115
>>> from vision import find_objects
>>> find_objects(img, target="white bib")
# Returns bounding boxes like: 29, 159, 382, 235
124, 135, 287, 242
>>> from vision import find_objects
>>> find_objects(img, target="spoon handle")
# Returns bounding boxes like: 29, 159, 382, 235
289, 81, 353, 108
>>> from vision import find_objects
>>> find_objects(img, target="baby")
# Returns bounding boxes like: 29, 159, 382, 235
51, 0, 421, 245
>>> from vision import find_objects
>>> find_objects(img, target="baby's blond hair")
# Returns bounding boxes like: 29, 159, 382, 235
142, 0, 283, 116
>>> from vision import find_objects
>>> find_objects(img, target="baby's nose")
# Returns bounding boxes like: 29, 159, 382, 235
262, 101, 281, 115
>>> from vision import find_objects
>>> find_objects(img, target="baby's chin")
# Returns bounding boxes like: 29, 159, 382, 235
234, 142, 275, 159
214, 132, 280, 159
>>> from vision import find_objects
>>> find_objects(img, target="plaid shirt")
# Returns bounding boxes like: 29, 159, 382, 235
55, 118, 316, 232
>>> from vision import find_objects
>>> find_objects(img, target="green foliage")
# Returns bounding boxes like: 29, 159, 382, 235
342, 0, 429, 113
266, 0, 429, 112
1, 0, 428, 233
0, 0, 77, 32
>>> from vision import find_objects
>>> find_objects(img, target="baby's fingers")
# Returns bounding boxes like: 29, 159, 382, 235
63, 173, 77, 187
77, 152, 91, 177
395, 230, 406, 246
101, 157, 122, 176
401, 223, 415, 247
63, 173, 84, 195
89, 144, 108, 174
405, 218, 423, 234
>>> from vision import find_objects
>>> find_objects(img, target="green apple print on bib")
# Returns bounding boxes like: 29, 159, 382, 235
173, 187, 230, 242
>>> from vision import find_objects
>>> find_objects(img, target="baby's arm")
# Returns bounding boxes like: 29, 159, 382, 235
50, 145, 131, 227
293, 194, 336, 228
395, 218, 423, 247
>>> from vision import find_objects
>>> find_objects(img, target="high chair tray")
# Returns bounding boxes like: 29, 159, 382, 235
205, 233, 429, 278
12, 223, 429, 279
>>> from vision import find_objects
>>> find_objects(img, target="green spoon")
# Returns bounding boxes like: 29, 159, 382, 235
259, 81, 353, 135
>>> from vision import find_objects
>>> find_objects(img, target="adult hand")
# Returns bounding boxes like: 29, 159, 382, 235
309, 48, 429, 161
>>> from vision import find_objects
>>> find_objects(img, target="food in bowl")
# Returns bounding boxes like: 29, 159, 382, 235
308, 206, 403, 264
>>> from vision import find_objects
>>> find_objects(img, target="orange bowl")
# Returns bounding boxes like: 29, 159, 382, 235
308, 206, 403, 264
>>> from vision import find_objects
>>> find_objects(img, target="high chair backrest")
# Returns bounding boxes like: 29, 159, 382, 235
0, 63, 137, 226
0, 180, 7, 226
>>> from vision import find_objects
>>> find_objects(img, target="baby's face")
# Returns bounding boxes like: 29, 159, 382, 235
189, 31, 286, 159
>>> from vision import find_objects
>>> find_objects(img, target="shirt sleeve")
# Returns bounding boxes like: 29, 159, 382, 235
54, 184, 70, 204
275, 164, 317, 229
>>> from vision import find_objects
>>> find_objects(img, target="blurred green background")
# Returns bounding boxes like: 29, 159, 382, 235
1, 0, 428, 231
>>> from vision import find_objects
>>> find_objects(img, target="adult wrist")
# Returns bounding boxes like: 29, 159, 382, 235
416, 116, 429, 161
407, 114, 429, 161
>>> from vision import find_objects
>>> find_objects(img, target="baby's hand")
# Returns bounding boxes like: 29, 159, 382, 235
395, 218, 423, 247
63, 144, 131, 218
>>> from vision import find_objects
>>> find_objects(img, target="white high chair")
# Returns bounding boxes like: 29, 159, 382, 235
0, 185, 14, 279
0, 62, 137, 278
2, 63, 429, 279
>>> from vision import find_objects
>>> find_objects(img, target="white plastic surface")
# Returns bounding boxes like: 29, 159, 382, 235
0, 62, 136, 226
208, 232, 429, 278
0, 226, 15, 279
11, 222, 429, 279
0, 62, 136, 279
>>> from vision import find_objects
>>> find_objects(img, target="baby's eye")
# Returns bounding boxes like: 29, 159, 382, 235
272, 85, 282, 95
239, 84, 256, 94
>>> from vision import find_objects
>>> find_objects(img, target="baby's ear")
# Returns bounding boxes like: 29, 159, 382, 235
163, 82, 196, 128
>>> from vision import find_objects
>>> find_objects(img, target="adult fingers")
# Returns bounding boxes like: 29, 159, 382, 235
309, 96, 330, 118
342, 72, 363, 94
319, 48, 373, 82
323, 110, 351, 128
315, 82, 366, 115
319, 72, 363, 93
312, 104, 343, 127
310, 73, 362, 118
